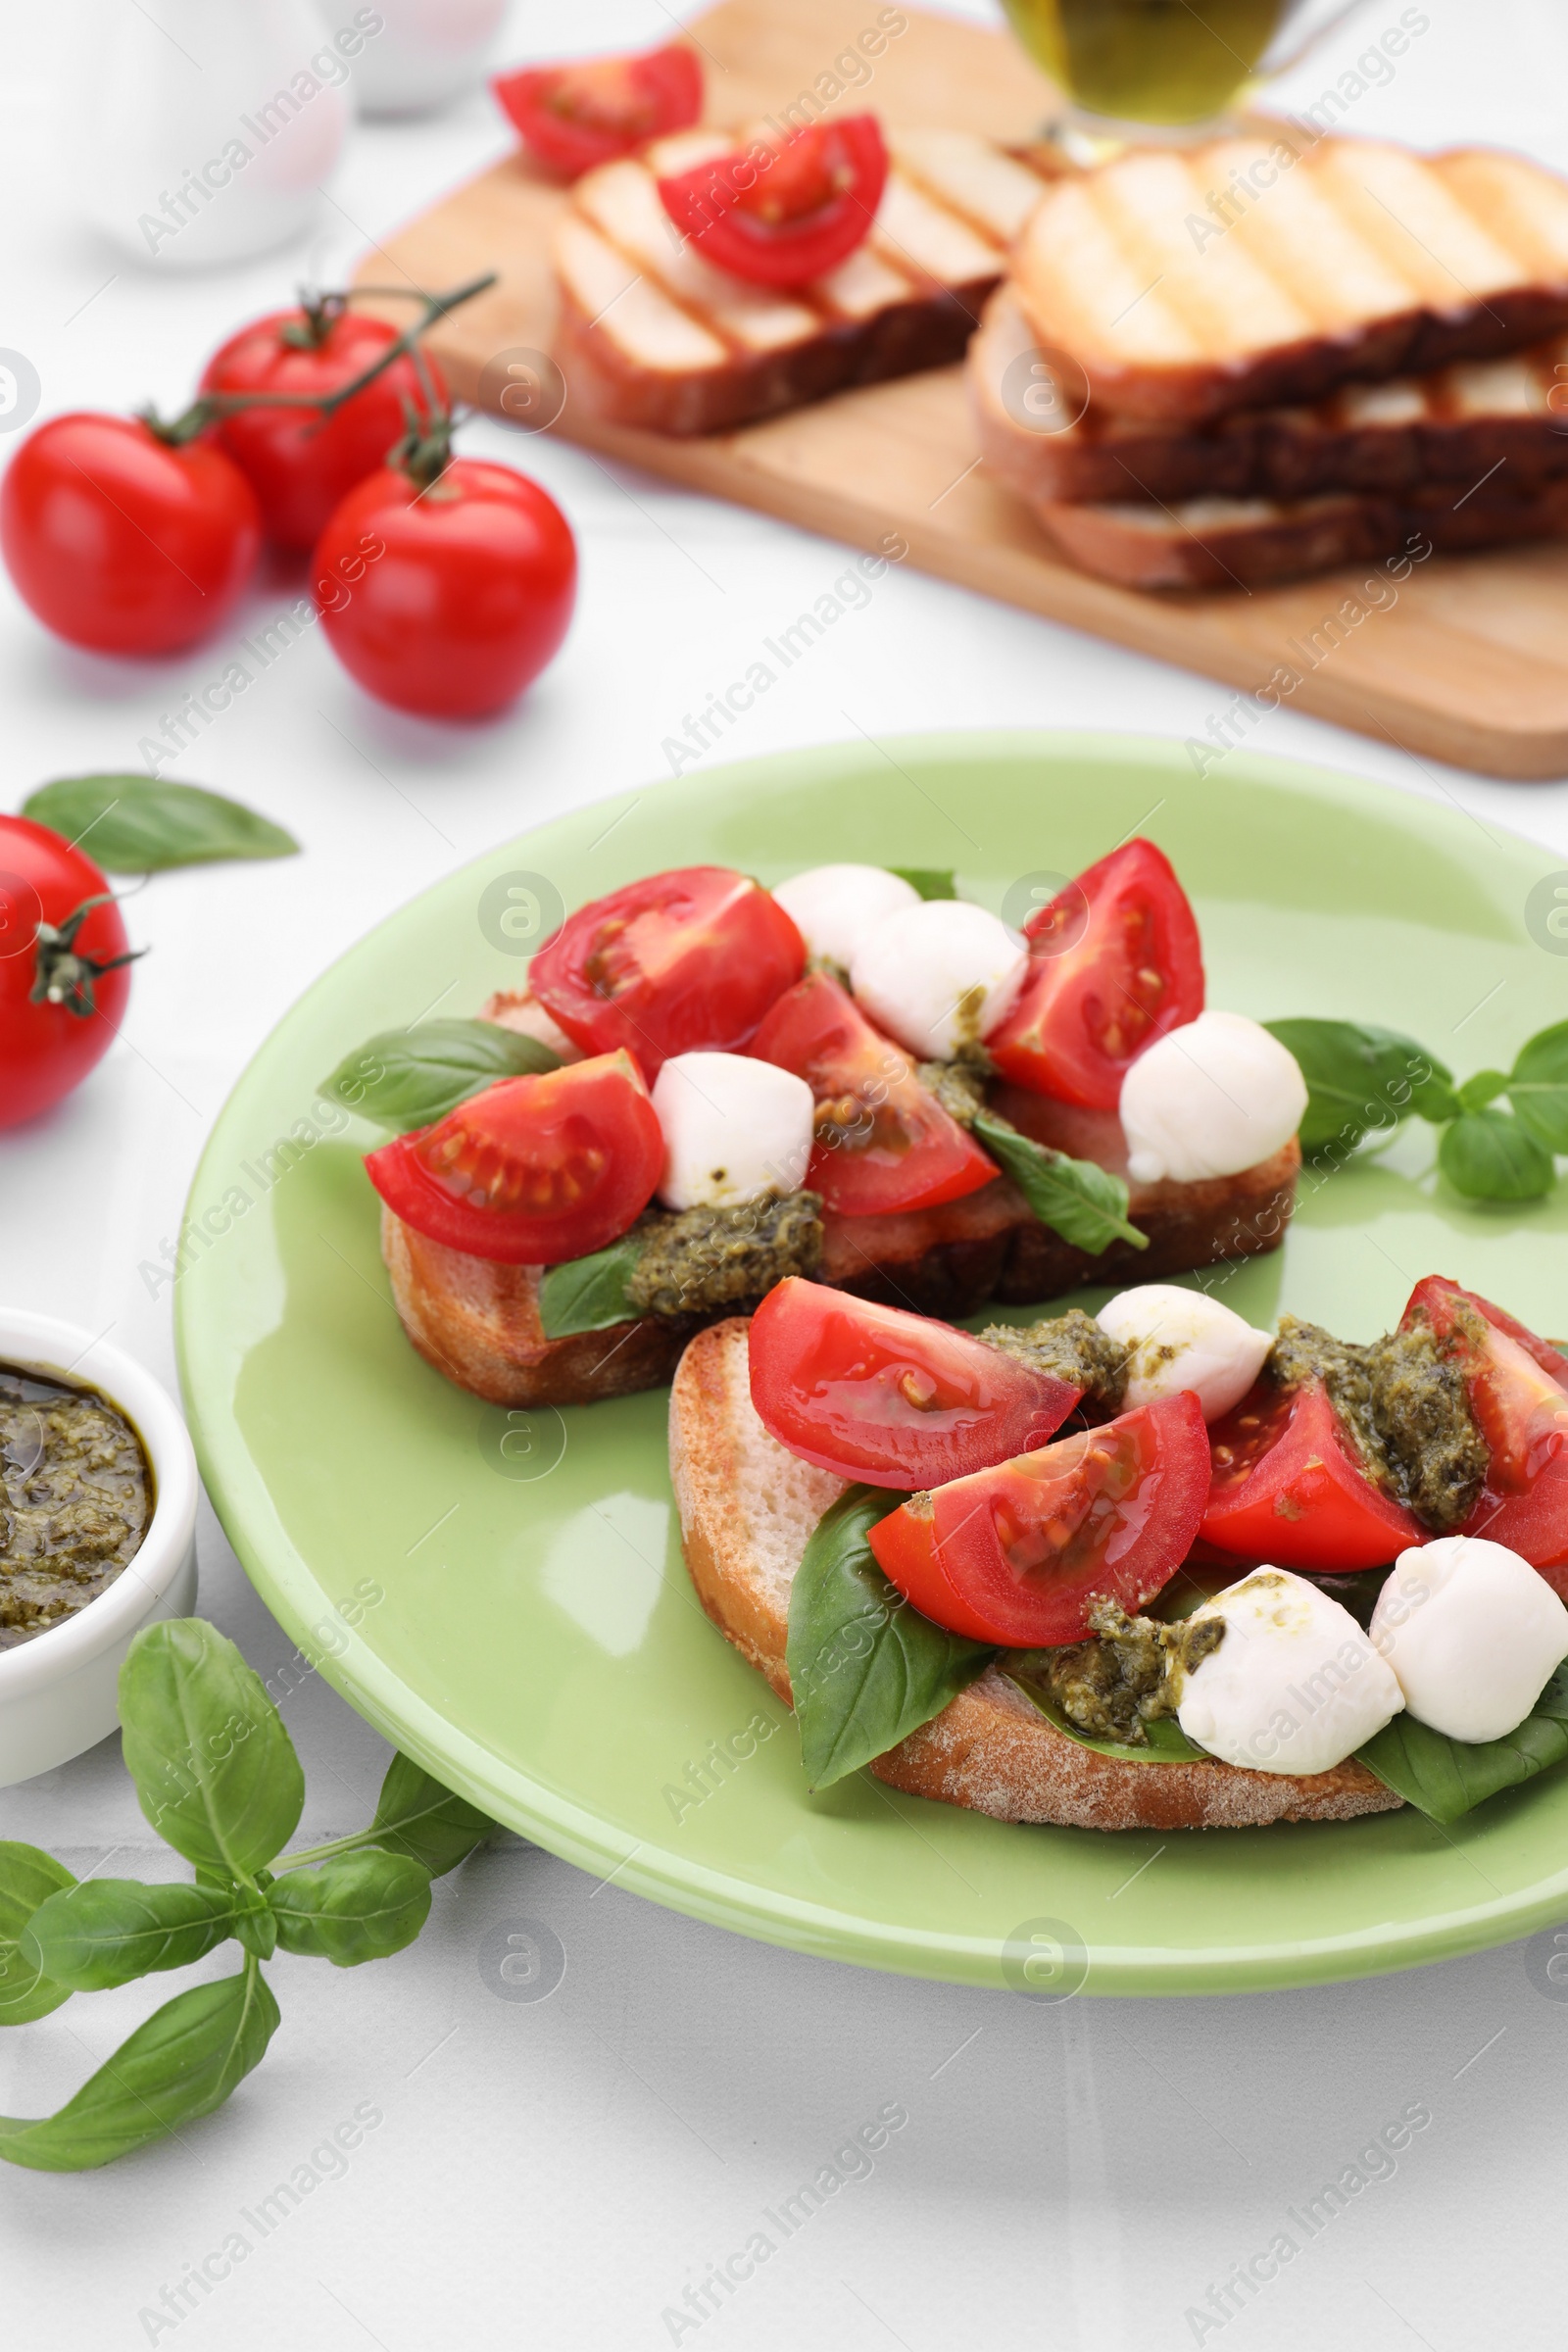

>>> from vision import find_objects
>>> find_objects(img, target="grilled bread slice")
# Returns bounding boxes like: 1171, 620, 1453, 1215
1030, 475, 1568, 591
1012, 134, 1568, 425
551, 126, 1052, 436
973, 282, 1568, 508
669, 1317, 1401, 1831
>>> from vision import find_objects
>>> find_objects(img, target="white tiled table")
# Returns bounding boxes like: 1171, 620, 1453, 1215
7, 5, 1568, 2345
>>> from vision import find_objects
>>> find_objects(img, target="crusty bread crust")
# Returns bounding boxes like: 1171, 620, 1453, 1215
972, 285, 1568, 510
1012, 136, 1568, 425
670, 1319, 1403, 1832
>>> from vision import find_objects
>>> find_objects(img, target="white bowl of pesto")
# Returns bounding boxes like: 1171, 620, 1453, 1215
0, 1311, 198, 1788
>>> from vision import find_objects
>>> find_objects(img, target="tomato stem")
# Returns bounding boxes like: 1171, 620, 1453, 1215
140, 271, 498, 446
28, 892, 147, 1019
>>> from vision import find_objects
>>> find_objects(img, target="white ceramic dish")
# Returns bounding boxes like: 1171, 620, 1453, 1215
0, 1312, 198, 1788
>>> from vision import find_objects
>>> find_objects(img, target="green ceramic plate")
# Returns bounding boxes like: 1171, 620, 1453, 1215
176, 733, 1568, 1995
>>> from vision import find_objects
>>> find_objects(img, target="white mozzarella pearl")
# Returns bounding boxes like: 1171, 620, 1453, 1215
770, 864, 921, 973
1119, 1010, 1308, 1186
1096, 1283, 1272, 1422
652, 1053, 814, 1211
1369, 1537, 1568, 1743
849, 900, 1028, 1062
1176, 1569, 1403, 1776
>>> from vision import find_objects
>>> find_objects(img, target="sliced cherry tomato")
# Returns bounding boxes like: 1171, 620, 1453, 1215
1201, 1377, 1424, 1570
0, 415, 260, 656
987, 839, 1205, 1109
313, 457, 576, 719
657, 116, 888, 288
749, 1278, 1080, 1491
200, 307, 446, 553
1404, 1274, 1568, 1388
529, 867, 804, 1080
365, 1051, 662, 1265
493, 42, 703, 179
1401, 1276, 1568, 1580
0, 817, 135, 1132
747, 971, 995, 1215
869, 1395, 1209, 1646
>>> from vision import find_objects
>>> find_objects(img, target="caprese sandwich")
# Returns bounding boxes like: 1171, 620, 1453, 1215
671, 1272, 1568, 1832
324, 842, 1308, 1408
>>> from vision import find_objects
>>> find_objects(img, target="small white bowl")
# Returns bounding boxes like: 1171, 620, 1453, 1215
0, 1311, 198, 1788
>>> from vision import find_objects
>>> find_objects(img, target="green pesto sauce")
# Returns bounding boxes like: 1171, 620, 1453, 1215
915, 1057, 991, 1127
979, 1308, 1128, 1410
1016, 1599, 1225, 1745
1270, 1313, 1488, 1533
0, 1364, 153, 1649
626, 1192, 823, 1320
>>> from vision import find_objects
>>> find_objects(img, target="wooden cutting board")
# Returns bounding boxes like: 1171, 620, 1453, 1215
356, 0, 1568, 780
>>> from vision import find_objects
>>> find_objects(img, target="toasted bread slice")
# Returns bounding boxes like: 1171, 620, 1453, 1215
1012, 134, 1568, 424
974, 282, 1568, 507
1030, 475, 1568, 590
552, 126, 1051, 436
670, 1318, 1401, 1831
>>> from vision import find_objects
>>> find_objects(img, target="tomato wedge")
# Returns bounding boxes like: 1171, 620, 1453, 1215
365, 1052, 662, 1265
987, 839, 1205, 1109
1401, 1276, 1568, 1580
657, 116, 888, 287
747, 971, 996, 1215
1200, 1377, 1425, 1570
869, 1396, 1209, 1645
750, 1278, 1081, 1491
528, 867, 805, 1080
493, 42, 703, 179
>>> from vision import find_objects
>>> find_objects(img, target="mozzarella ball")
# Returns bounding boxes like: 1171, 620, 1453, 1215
850, 900, 1028, 1062
1176, 1568, 1403, 1776
1119, 1011, 1308, 1186
1369, 1537, 1568, 1742
1097, 1283, 1272, 1422
771, 864, 920, 974
652, 1053, 814, 1211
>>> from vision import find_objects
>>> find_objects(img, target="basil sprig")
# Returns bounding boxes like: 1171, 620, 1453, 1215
971, 1107, 1147, 1255
1, 1619, 495, 2172
538, 1231, 645, 1338
1265, 1015, 1568, 1204
321, 1018, 560, 1133
785, 1488, 995, 1789
1354, 1664, 1568, 1824
21, 776, 297, 870
889, 868, 957, 901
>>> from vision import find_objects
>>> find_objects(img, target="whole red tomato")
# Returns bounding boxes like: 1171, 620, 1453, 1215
0, 416, 260, 656
0, 818, 135, 1131
314, 459, 576, 717
200, 308, 447, 553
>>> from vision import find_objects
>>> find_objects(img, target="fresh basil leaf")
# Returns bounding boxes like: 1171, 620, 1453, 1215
889, 868, 957, 901
1439, 1109, 1555, 1202
538, 1232, 644, 1339
364, 1752, 496, 1878
270, 1851, 432, 1967
321, 1018, 559, 1132
21, 775, 297, 871
971, 1107, 1147, 1254
1356, 1665, 1568, 1823
1003, 1659, 1210, 1762
785, 1488, 995, 1790
1508, 1020, 1568, 1152
0, 1960, 279, 2173
0, 1843, 76, 2027
120, 1620, 305, 1882
23, 1879, 244, 1992
1457, 1069, 1509, 1114
1261, 1019, 1456, 1153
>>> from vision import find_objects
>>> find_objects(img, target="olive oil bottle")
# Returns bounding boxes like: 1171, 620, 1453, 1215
1002, 0, 1289, 126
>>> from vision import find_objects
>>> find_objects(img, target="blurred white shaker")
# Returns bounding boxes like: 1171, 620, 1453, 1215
65, 0, 367, 270
319, 0, 507, 116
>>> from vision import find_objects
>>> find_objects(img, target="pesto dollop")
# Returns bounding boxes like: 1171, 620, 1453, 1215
0, 1364, 153, 1648
626, 1192, 823, 1320
978, 1308, 1128, 1410
916, 1056, 991, 1128
1269, 1313, 1488, 1533
1011, 1598, 1224, 1745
